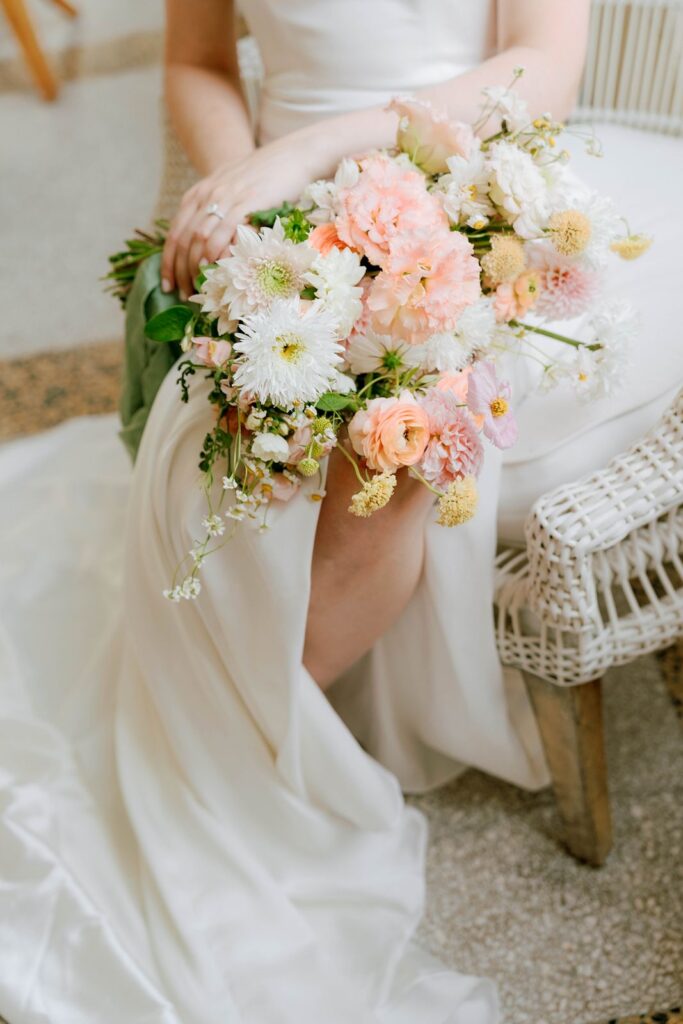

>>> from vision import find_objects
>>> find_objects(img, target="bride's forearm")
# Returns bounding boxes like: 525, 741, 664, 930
165, 63, 255, 176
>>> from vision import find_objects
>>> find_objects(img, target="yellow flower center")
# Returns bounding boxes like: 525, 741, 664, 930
466, 184, 478, 199
275, 332, 305, 362
490, 397, 509, 418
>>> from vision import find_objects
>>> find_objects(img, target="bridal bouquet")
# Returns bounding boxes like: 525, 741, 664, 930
107, 71, 650, 601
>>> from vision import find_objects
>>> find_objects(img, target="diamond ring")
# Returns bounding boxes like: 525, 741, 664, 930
206, 203, 225, 220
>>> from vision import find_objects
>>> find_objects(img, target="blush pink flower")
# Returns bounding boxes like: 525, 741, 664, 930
466, 362, 518, 449
530, 249, 600, 320
436, 368, 485, 430
271, 472, 301, 502
418, 388, 484, 489
367, 230, 481, 344
348, 390, 429, 472
191, 337, 232, 368
388, 97, 477, 174
335, 153, 447, 267
492, 271, 541, 323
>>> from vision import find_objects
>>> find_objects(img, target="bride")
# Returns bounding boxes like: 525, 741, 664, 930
1, 1, 680, 1021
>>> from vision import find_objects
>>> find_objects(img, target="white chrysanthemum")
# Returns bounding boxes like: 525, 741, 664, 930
304, 247, 366, 338
409, 298, 496, 372
207, 220, 316, 320
299, 158, 360, 224
437, 149, 495, 228
233, 299, 343, 408
345, 329, 421, 375
481, 86, 531, 133
190, 270, 238, 335
487, 141, 550, 238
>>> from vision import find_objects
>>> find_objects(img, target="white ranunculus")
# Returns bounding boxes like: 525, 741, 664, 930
250, 431, 291, 463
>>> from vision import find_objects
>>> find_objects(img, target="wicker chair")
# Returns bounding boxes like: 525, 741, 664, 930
155, 3, 683, 866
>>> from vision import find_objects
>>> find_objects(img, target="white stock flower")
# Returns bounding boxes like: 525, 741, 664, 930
304, 247, 366, 337
481, 86, 531, 133
206, 220, 315, 320
437, 149, 494, 228
250, 431, 291, 463
233, 299, 343, 408
299, 158, 360, 224
487, 141, 550, 238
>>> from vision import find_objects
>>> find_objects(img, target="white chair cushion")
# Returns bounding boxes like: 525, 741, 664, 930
499, 124, 683, 543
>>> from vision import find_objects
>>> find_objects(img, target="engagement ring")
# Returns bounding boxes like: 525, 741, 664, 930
206, 203, 225, 220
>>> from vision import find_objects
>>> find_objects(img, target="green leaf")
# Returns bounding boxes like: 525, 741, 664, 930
316, 392, 357, 412
248, 201, 295, 228
144, 304, 193, 342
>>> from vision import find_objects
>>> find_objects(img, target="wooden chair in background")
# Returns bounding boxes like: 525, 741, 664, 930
0, 0, 77, 101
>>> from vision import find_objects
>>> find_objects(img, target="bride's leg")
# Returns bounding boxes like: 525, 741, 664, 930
304, 443, 434, 688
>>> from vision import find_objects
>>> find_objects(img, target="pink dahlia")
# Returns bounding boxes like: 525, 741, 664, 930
418, 387, 484, 489
335, 153, 447, 268
466, 362, 518, 449
530, 249, 601, 320
367, 230, 481, 345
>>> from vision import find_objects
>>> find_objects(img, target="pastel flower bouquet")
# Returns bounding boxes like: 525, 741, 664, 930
106, 71, 651, 601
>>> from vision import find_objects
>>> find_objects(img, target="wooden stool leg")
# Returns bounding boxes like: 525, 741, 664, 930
523, 672, 613, 866
47, 0, 77, 18
0, 0, 58, 100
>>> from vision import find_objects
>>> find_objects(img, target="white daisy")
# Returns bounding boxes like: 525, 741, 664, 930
437, 149, 494, 228
345, 329, 420, 375
304, 247, 365, 338
487, 141, 550, 239
233, 299, 343, 408
551, 189, 622, 269
202, 220, 316, 321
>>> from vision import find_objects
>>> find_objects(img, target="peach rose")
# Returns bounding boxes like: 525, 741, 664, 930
389, 98, 476, 175
308, 222, 348, 255
348, 391, 429, 472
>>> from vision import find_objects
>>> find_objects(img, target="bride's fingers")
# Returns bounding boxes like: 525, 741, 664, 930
204, 209, 249, 264
162, 195, 199, 294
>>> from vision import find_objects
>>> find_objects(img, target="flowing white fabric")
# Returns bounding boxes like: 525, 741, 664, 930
2, 0, 682, 1019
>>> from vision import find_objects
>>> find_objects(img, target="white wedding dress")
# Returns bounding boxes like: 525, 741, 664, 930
1, 2, 681, 1022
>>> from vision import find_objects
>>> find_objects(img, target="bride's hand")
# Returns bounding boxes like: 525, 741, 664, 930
161, 137, 325, 301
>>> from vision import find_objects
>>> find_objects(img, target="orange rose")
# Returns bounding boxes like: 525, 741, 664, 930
348, 391, 429, 473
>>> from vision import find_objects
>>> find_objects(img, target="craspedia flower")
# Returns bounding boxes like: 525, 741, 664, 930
609, 234, 652, 260
436, 476, 478, 526
348, 472, 397, 517
548, 209, 592, 256
298, 457, 320, 477
481, 235, 526, 286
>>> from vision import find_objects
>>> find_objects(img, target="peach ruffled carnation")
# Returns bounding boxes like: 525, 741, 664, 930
367, 230, 481, 345
308, 222, 348, 255
335, 153, 447, 268
347, 390, 429, 473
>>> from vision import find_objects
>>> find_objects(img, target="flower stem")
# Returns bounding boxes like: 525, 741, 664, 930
511, 320, 601, 351
335, 438, 368, 486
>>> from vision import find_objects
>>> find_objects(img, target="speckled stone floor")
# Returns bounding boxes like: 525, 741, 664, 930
0, 344, 681, 1024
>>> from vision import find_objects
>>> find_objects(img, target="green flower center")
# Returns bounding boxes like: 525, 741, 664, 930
255, 259, 298, 298
382, 351, 404, 371
275, 332, 305, 363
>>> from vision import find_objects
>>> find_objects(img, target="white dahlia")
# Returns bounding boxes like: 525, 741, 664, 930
487, 141, 550, 238
210, 219, 316, 320
233, 299, 343, 408
304, 247, 366, 338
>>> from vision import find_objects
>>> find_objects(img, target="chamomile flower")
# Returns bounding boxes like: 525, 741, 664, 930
233, 298, 343, 408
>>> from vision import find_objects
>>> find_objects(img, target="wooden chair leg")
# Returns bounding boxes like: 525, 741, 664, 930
46, 0, 77, 18
0, 0, 58, 100
523, 672, 613, 866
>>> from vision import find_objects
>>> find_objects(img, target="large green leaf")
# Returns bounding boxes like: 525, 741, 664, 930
144, 304, 193, 342
316, 392, 358, 412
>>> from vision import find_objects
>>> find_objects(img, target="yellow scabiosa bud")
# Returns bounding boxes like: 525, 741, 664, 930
312, 416, 331, 435
298, 457, 319, 477
348, 472, 397, 518
436, 477, 478, 527
609, 234, 652, 260
548, 209, 592, 256
481, 235, 526, 286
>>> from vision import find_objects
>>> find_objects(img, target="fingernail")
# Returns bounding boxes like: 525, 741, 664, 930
180, 289, 188, 301
198, 257, 209, 267
161, 278, 171, 293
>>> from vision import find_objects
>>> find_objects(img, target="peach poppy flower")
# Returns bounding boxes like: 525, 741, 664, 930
348, 391, 429, 473
308, 222, 348, 255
